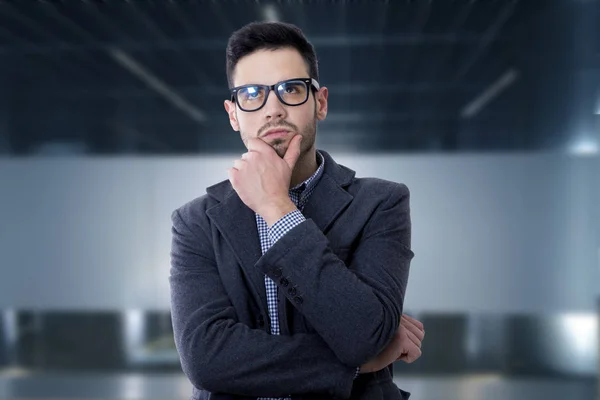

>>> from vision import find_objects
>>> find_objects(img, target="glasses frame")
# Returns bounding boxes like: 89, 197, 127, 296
230, 77, 320, 112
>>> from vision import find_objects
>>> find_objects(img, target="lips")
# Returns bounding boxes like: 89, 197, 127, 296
262, 129, 290, 139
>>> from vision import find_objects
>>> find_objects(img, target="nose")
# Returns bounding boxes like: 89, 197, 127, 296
263, 88, 287, 120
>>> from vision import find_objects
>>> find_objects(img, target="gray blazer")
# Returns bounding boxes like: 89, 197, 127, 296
169, 150, 414, 400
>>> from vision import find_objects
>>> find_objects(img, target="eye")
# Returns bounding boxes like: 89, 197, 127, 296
240, 86, 263, 101
280, 82, 305, 95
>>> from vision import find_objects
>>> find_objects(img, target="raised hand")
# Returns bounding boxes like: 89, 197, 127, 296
227, 135, 303, 226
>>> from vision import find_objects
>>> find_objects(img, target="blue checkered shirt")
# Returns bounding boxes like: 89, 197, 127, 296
255, 151, 359, 400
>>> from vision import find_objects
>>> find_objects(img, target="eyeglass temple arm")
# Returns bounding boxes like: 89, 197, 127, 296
311, 78, 320, 90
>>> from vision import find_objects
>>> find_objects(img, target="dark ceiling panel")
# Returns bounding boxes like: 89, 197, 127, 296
0, 0, 585, 155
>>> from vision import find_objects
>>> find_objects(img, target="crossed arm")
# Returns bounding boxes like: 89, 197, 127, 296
169, 185, 418, 398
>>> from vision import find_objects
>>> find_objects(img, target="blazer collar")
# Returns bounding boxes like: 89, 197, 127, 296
204, 150, 355, 311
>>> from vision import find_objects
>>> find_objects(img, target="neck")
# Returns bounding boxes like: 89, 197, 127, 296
289, 147, 318, 188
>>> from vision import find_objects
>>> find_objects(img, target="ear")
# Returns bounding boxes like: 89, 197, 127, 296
224, 100, 240, 131
315, 87, 328, 121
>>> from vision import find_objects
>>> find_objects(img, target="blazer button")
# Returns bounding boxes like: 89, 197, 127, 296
273, 268, 282, 277
294, 296, 303, 304
280, 277, 289, 287
288, 287, 297, 296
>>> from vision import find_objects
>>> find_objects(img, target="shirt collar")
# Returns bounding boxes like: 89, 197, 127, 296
290, 150, 325, 196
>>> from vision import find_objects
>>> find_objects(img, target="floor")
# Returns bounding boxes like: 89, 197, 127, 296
0, 371, 595, 399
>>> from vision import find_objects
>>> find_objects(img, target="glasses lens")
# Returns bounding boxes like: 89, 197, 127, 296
237, 86, 266, 111
277, 80, 308, 105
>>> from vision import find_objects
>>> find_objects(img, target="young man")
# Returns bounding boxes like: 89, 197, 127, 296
169, 22, 424, 400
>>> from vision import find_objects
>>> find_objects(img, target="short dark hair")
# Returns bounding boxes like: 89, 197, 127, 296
225, 21, 319, 88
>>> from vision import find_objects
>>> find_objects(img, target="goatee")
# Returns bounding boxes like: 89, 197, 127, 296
270, 138, 287, 158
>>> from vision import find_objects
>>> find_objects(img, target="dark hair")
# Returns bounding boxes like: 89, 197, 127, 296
225, 21, 319, 88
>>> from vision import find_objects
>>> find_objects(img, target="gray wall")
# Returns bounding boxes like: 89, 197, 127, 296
0, 152, 598, 313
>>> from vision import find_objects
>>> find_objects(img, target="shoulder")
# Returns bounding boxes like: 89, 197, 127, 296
320, 150, 409, 200
348, 176, 410, 203
172, 194, 212, 223
171, 179, 227, 229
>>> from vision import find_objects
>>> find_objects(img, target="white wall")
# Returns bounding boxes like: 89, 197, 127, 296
0, 152, 598, 313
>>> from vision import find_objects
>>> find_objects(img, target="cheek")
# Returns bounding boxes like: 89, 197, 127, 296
290, 107, 315, 126
237, 115, 258, 134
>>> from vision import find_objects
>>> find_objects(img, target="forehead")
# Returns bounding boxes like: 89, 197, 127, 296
233, 47, 310, 87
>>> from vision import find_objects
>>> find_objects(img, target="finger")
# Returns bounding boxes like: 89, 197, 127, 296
405, 327, 422, 349
397, 341, 422, 363
400, 316, 420, 337
283, 134, 303, 170
227, 168, 236, 186
401, 315, 425, 341
242, 151, 259, 161
409, 346, 422, 363
233, 159, 246, 170
398, 345, 422, 364
247, 137, 272, 154
402, 314, 424, 331
404, 320, 425, 343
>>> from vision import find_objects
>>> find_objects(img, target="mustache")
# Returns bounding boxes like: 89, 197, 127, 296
258, 120, 298, 137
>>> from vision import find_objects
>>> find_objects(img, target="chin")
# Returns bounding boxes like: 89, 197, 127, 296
272, 144, 287, 158
269, 139, 287, 156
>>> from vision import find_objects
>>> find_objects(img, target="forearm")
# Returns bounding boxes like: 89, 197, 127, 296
170, 209, 356, 398
172, 308, 356, 397
257, 188, 413, 366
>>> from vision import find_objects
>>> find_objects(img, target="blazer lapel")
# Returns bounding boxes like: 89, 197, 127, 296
206, 189, 268, 313
301, 173, 353, 235
301, 150, 355, 234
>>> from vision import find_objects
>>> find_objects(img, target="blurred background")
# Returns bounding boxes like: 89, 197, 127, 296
0, 0, 598, 399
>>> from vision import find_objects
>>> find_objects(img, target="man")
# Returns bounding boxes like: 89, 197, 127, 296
169, 21, 424, 400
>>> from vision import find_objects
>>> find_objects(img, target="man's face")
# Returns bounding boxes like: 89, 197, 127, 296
224, 47, 328, 158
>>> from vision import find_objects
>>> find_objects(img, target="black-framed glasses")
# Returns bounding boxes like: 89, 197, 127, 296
230, 77, 320, 112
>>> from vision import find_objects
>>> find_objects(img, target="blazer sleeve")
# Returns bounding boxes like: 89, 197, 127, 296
255, 182, 414, 368
169, 208, 357, 399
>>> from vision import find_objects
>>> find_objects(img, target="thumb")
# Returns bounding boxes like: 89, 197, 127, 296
283, 135, 302, 170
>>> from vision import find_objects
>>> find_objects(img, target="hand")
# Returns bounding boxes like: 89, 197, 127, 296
395, 314, 425, 363
359, 314, 425, 374
227, 135, 303, 224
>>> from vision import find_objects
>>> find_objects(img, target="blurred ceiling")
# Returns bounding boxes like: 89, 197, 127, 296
0, 0, 597, 155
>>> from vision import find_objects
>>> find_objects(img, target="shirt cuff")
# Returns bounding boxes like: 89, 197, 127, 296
267, 209, 306, 244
